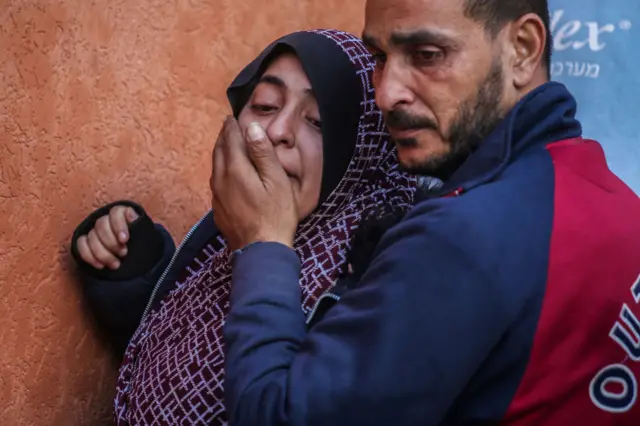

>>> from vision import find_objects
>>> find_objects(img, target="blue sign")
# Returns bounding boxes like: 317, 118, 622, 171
549, 1, 639, 193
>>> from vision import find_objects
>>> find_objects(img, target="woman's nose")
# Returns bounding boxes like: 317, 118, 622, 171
265, 112, 296, 148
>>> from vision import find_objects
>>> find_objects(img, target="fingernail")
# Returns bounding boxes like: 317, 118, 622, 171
120, 247, 128, 257
119, 231, 127, 242
111, 261, 121, 269
127, 208, 139, 222
247, 122, 265, 142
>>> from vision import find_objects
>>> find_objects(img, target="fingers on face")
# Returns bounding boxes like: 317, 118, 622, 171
222, 116, 246, 166
213, 117, 247, 189
213, 126, 227, 186
245, 122, 281, 179
212, 118, 234, 214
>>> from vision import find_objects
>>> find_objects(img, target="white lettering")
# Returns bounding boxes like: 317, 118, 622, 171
571, 62, 586, 77
632, 274, 640, 304
590, 273, 640, 413
586, 63, 600, 78
551, 62, 564, 77
609, 305, 640, 361
550, 61, 600, 79
584, 22, 615, 51
565, 61, 574, 75
550, 9, 630, 52
553, 15, 581, 50
590, 364, 637, 413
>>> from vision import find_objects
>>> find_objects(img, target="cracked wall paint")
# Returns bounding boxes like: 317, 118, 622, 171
0, 1, 366, 424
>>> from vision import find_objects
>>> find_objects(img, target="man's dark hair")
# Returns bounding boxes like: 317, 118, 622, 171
464, 0, 552, 76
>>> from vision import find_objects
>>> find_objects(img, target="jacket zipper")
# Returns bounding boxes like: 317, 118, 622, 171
305, 292, 341, 325
139, 209, 212, 323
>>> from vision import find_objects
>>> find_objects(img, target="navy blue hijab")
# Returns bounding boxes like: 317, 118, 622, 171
226, 31, 362, 203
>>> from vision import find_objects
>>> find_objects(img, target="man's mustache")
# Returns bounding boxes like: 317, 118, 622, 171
385, 109, 437, 131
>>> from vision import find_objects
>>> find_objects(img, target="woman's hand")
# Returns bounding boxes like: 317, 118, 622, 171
210, 117, 298, 251
76, 205, 139, 269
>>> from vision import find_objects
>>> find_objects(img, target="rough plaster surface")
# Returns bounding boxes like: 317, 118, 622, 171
0, 1, 366, 423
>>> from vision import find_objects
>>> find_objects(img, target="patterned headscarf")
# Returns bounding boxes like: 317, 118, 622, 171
113, 29, 418, 425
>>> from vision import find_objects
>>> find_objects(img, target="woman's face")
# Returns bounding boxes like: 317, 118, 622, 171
238, 53, 324, 221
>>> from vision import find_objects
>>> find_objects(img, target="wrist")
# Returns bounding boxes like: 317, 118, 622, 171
260, 236, 294, 249
245, 235, 293, 251
245, 229, 294, 250
232, 240, 293, 259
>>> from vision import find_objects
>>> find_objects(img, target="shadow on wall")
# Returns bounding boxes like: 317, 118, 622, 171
0, 1, 366, 424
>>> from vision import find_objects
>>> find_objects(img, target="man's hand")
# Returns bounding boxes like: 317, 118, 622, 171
210, 117, 298, 251
76, 205, 139, 269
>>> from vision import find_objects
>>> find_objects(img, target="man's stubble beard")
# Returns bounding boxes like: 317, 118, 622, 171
399, 58, 507, 180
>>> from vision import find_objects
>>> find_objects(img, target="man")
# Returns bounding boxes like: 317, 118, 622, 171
210, 0, 640, 424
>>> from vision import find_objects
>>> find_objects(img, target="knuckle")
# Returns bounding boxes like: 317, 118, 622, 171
96, 223, 112, 240
88, 231, 105, 251
111, 206, 126, 221
110, 205, 124, 215
95, 247, 112, 261
250, 141, 271, 157
95, 215, 108, 229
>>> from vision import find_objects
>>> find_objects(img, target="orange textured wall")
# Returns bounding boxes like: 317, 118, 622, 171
0, 1, 366, 424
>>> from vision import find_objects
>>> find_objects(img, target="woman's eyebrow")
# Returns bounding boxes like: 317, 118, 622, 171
259, 74, 286, 88
259, 74, 315, 98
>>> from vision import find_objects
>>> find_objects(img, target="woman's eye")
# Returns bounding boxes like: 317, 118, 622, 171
307, 117, 322, 130
251, 104, 277, 113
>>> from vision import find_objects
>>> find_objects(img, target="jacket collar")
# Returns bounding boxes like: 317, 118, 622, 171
436, 81, 583, 195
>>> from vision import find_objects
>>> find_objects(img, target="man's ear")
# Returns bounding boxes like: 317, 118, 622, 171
505, 13, 547, 89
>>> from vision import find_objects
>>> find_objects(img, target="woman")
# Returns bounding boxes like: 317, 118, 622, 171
70, 29, 417, 424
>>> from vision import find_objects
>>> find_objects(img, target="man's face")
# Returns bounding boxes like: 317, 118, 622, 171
363, 0, 510, 178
